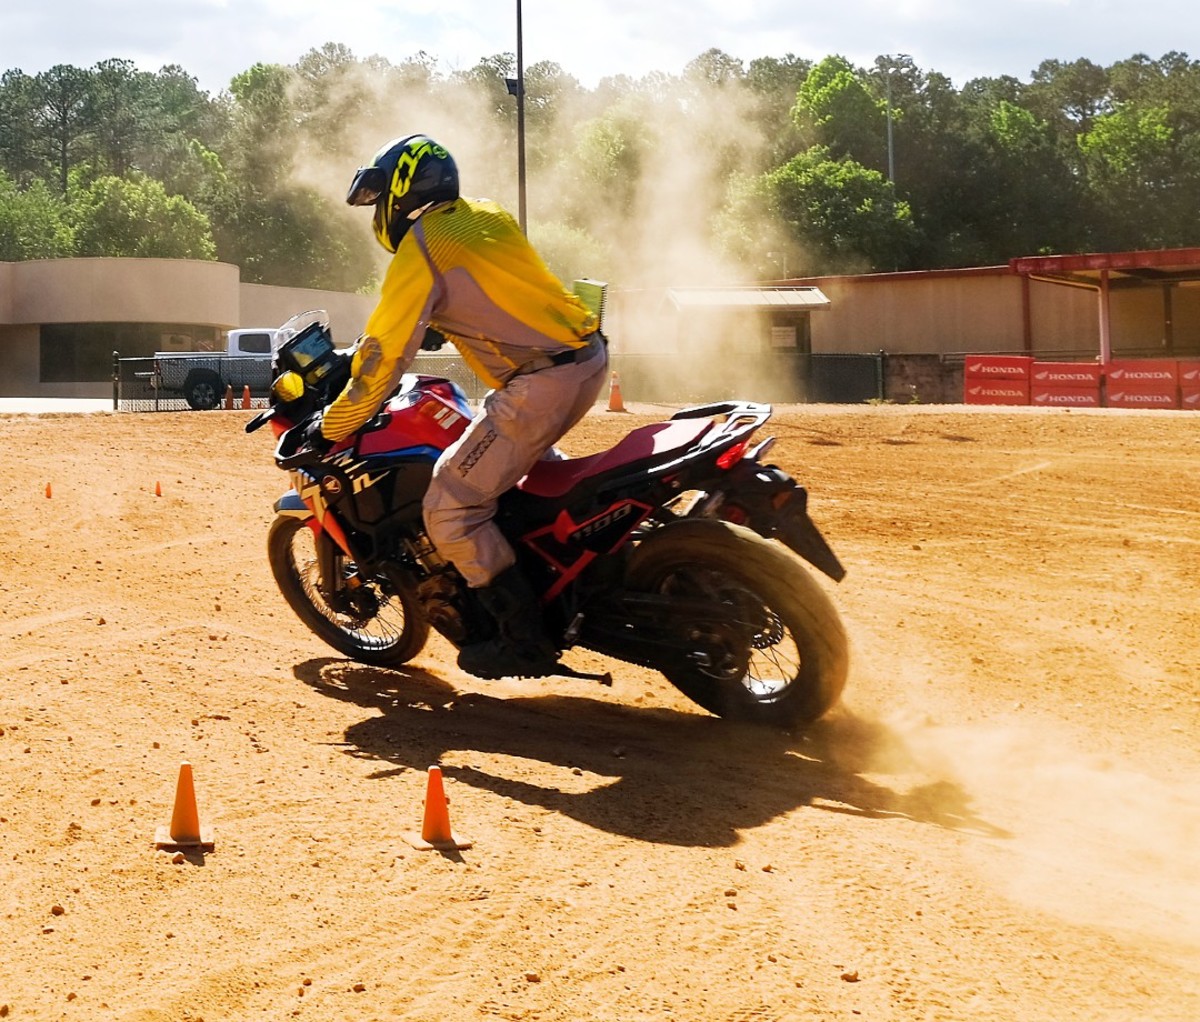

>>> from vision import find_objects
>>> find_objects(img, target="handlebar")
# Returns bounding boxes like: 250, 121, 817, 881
274, 416, 323, 470
244, 408, 276, 434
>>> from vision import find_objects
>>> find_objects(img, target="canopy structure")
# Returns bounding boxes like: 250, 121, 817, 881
665, 286, 830, 311
1009, 247, 1200, 362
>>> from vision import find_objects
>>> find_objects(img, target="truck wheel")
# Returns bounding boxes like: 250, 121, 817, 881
183, 369, 224, 410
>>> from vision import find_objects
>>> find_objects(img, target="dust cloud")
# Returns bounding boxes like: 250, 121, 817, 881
849, 699, 1200, 954
283, 56, 804, 401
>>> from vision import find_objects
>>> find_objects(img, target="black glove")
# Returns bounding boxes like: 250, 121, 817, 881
421, 326, 447, 351
303, 413, 333, 454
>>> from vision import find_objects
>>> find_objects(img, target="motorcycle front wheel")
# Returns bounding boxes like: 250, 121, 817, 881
268, 516, 429, 666
627, 519, 848, 727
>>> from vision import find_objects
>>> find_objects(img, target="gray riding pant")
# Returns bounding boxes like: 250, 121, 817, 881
422, 346, 608, 587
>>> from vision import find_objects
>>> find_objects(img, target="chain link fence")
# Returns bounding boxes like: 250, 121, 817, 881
113, 350, 488, 412
114, 348, 893, 412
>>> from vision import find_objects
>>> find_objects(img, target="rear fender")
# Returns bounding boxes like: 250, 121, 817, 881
702, 462, 846, 582
776, 513, 846, 583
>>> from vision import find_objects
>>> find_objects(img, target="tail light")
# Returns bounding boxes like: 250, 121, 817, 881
715, 441, 748, 470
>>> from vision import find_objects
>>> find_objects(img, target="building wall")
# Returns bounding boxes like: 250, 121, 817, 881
1113, 286, 1169, 353
7, 258, 240, 327
798, 268, 1195, 361
0, 262, 13, 323
0, 325, 41, 397
1026, 279, 1200, 359
1026, 279, 1098, 355
0, 259, 378, 397
801, 268, 1026, 354
1173, 285, 1200, 350
238, 283, 375, 347
3, 256, 1197, 399
1106, 283, 1200, 356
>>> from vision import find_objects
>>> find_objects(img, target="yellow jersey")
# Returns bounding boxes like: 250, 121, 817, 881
322, 198, 598, 442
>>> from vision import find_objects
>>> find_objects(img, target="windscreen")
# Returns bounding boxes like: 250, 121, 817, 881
288, 326, 333, 369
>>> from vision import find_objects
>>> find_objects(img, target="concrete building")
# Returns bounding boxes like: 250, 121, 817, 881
0, 257, 374, 398
4, 250, 1198, 400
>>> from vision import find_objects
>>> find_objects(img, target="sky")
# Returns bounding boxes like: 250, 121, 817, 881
2, 0, 1197, 95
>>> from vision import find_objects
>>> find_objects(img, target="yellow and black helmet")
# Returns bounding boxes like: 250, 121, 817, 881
346, 135, 459, 252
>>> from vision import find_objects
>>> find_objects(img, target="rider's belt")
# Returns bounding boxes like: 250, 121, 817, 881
512, 331, 606, 377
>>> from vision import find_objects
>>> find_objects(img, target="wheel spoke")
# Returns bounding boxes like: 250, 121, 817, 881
289, 533, 407, 652
628, 522, 846, 724
662, 565, 803, 705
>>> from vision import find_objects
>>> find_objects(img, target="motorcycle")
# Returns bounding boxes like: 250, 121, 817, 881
247, 311, 849, 728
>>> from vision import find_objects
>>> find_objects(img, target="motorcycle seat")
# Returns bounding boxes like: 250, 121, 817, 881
518, 418, 713, 499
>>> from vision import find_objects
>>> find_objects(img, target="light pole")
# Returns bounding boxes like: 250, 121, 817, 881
883, 60, 895, 184
504, 0, 528, 233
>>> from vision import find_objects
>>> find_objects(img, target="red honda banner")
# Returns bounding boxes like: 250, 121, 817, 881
963, 355, 1034, 381
964, 379, 1031, 405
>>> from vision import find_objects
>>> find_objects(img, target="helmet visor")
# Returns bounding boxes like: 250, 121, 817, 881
346, 166, 388, 206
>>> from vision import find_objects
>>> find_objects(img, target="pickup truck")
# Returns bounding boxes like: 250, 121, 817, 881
154, 328, 278, 409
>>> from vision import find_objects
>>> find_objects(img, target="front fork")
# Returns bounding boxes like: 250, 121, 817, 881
273, 489, 349, 603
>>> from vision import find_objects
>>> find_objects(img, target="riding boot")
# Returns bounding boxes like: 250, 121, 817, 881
457, 565, 560, 679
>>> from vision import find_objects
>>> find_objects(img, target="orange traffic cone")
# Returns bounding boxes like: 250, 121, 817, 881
404, 766, 472, 850
607, 371, 628, 413
155, 480, 162, 497
154, 762, 215, 850
44, 482, 52, 498
241, 384, 252, 410
224, 384, 233, 410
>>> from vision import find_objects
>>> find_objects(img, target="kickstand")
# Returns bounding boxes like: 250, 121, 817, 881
555, 664, 613, 686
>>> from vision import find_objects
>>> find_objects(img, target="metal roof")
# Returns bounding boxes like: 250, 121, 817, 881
665, 286, 831, 310
1010, 247, 1200, 288
1008, 246, 1200, 363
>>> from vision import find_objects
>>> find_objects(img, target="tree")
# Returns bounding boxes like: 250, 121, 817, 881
0, 70, 42, 184
1028, 58, 1112, 133
559, 104, 653, 229
962, 99, 1085, 260
3, 45, 1200, 283
69, 173, 217, 259
522, 59, 584, 178
87, 58, 155, 177
0, 170, 74, 258
222, 185, 375, 290
528, 219, 612, 284
453, 52, 517, 122
764, 145, 916, 273
292, 43, 370, 156
135, 64, 230, 188
1079, 103, 1179, 248
745, 54, 811, 165
684, 48, 745, 89
793, 56, 887, 171
30, 64, 94, 194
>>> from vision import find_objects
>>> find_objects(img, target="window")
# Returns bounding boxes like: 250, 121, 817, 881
40, 323, 219, 382
236, 332, 273, 354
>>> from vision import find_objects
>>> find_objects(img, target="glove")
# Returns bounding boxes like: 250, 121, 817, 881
303, 413, 334, 454
421, 326, 447, 351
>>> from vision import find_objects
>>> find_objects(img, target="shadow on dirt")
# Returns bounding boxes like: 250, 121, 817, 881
293, 657, 1009, 848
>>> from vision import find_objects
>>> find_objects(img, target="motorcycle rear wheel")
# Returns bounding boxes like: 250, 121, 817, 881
268, 516, 429, 666
627, 519, 848, 727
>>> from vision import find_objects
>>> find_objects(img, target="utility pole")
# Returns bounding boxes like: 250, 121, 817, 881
504, 0, 528, 233
884, 63, 896, 184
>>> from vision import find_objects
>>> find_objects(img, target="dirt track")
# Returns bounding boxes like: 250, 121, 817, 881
1, 403, 1198, 1021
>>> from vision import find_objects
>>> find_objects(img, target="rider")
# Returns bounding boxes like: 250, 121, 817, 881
314, 134, 608, 679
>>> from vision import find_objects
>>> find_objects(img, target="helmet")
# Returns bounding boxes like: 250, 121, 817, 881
346, 135, 459, 253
